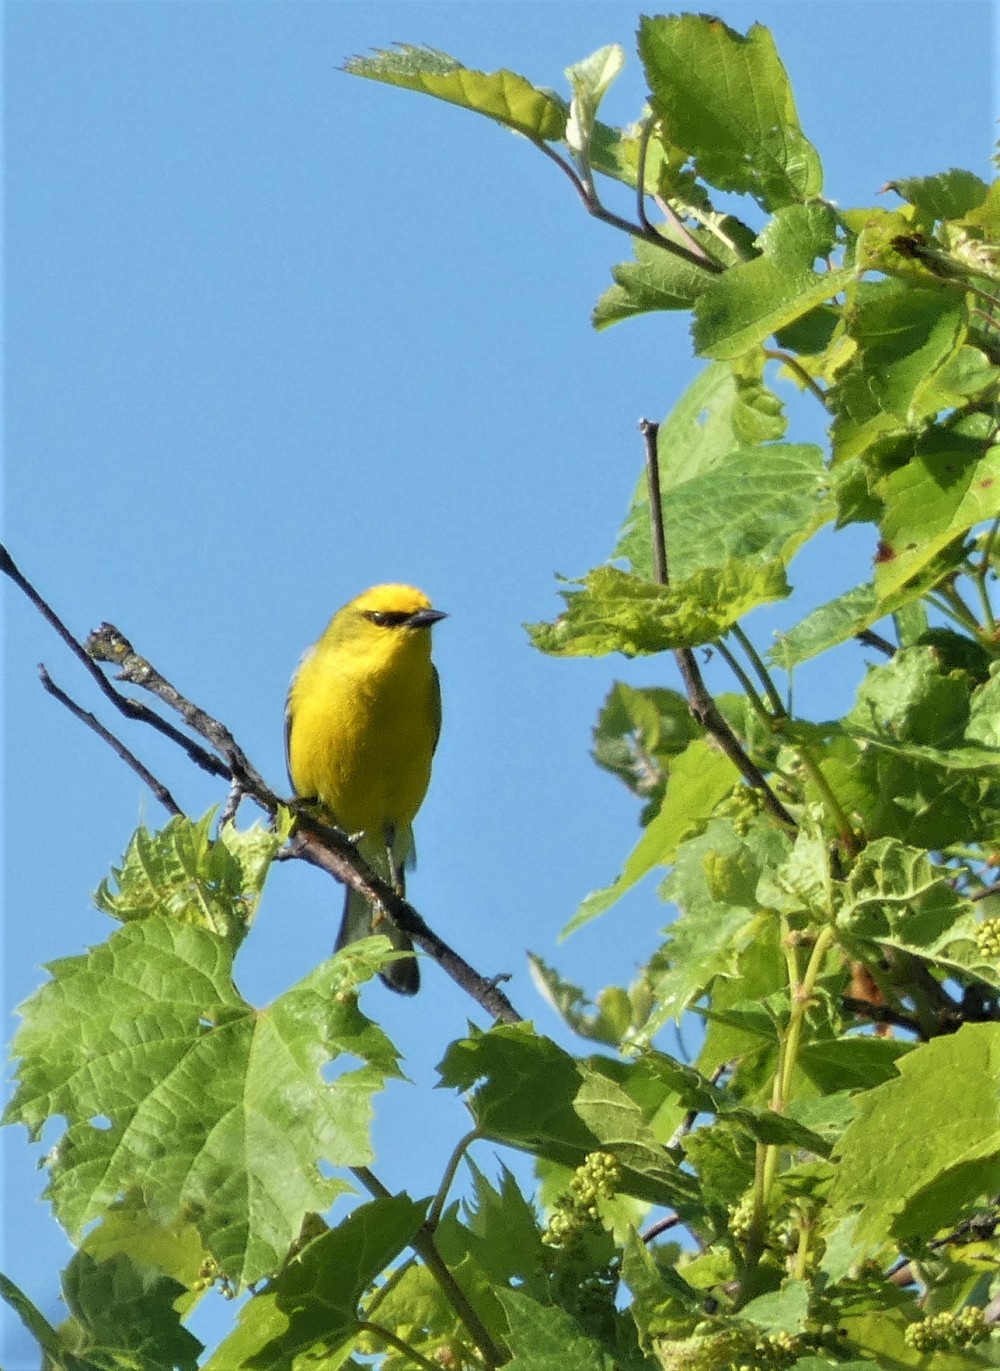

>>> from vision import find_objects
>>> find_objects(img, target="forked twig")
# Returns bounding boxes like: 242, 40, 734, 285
3, 545, 523, 1025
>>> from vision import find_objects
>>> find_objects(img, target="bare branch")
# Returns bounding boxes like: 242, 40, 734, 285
7, 542, 524, 1024
639, 424, 797, 831
855, 628, 896, 657
287, 829, 522, 1025
38, 666, 182, 817
1, 544, 228, 782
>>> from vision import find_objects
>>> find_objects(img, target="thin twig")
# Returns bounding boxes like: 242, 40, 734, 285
356, 1324, 441, 1371
1, 544, 227, 782
353, 1167, 506, 1370
641, 1213, 682, 1243
971, 881, 1000, 903
762, 348, 828, 407
288, 829, 523, 1025
638, 424, 797, 831
855, 628, 896, 657
86, 623, 270, 800
639, 419, 667, 586
841, 997, 921, 1034
529, 137, 722, 273
7, 543, 524, 1025
38, 666, 182, 816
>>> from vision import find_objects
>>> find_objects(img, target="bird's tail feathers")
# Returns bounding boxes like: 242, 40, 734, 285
335, 831, 419, 995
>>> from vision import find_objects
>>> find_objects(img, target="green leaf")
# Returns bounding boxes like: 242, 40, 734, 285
646, 817, 792, 1027
796, 1037, 911, 1094
831, 1024, 1000, 1252
740, 1279, 810, 1333
495, 1288, 616, 1371
889, 169, 990, 220
874, 430, 1000, 598
845, 646, 973, 748
528, 954, 647, 1047
94, 811, 287, 946
614, 1052, 830, 1154
621, 1230, 704, 1347
593, 236, 715, 325
694, 208, 851, 360
830, 282, 969, 462
4, 915, 401, 1288
591, 682, 698, 814
637, 14, 822, 209
527, 561, 790, 658
81, 1200, 206, 1314
438, 1024, 698, 1207
342, 44, 566, 140
564, 45, 625, 166
616, 441, 831, 584
967, 666, 1000, 747
561, 738, 739, 935
57, 1251, 202, 1371
203, 1196, 428, 1370
460, 1159, 545, 1288
769, 584, 884, 669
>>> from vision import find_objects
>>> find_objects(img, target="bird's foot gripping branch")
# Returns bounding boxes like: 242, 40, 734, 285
6, 9, 1000, 1370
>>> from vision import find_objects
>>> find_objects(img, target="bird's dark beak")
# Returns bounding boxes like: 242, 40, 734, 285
408, 608, 448, 629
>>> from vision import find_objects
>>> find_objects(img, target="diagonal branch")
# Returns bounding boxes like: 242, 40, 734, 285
639, 421, 797, 831
2, 544, 228, 782
38, 665, 183, 817
6, 544, 524, 1025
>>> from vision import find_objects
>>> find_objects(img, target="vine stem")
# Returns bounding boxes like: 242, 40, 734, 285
762, 348, 829, 407
729, 623, 787, 718
747, 923, 835, 1286
793, 744, 859, 854
970, 515, 1000, 635
352, 1167, 505, 1370
357, 1322, 441, 1371
428, 1129, 481, 1228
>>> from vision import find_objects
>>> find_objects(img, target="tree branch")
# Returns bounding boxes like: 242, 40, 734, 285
6, 543, 524, 1025
38, 666, 183, 817
529, 136, 723, 274
639, 422, 797, 832
2, 544, 228, 782
353, 1166, 506, 1370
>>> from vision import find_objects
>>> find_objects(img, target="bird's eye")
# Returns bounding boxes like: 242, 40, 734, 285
363, 610, 410, 628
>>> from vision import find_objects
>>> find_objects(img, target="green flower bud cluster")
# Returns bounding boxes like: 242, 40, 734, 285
904, 1306, 989, 1352
541, 1151, 621, 1249
193, 1255, 236, 1299
715, 786, 765, 837
975, 917, 1000, 960
654, 1325, 799, 1370
726, 1194, 791, 1257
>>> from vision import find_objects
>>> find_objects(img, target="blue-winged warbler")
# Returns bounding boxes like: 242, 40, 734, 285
285, 584, 446, 994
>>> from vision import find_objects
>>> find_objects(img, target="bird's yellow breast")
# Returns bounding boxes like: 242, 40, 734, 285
287, 627, 439, 840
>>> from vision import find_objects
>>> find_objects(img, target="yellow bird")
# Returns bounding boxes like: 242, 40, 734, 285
285, 584, 446, 994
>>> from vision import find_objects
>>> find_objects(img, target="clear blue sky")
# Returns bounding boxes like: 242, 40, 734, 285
4, 2, 995, 1363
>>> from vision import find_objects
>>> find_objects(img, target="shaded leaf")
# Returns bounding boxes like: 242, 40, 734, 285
527, 562, 789, 658
343, 43, 566, 140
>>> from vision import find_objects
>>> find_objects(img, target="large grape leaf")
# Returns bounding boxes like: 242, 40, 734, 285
4, 916, 402, 1287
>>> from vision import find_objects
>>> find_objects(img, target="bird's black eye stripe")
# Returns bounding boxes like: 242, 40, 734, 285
362, 610, 414, 628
